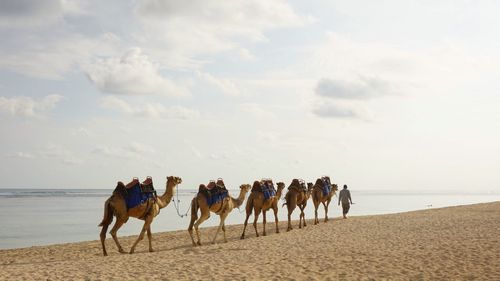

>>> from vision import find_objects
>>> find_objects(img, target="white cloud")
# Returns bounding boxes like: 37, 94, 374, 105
190, 146, 203, 159
91, 142, 155, 160
99, 96, 199, 120
86, 48, 189, 96
196, 71, 239, 96
127, 142, 155, 154
240, 103, 276, 119
5, 152, 35, 159
312, 101, 363, 119
315, 76, 394, 100
302, 32, 500, 120
0, 33, 121, 79
0, 94, 63, 118
38, 143, 83, 165
134, 0, 311, 68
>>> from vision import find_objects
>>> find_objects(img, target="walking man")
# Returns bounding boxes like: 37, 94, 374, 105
338, 184, 353, 219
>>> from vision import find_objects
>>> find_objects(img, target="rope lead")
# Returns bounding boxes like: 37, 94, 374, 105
172, 185, 191, 218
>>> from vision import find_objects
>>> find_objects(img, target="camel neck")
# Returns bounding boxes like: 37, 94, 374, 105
231, 189, 247, 208
276, 187, 285, 199
157, 181, 176, 209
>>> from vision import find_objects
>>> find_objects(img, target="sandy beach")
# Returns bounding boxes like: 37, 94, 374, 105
1, 202, 499, 280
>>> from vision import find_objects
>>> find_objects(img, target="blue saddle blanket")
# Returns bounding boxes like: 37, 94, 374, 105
262, 183, 276, 200
207, 190, 229, 206
322, 178, 332, 196
125, 184, 155, 209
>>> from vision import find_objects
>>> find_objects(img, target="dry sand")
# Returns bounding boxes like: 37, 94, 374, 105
1, 202, 499, 280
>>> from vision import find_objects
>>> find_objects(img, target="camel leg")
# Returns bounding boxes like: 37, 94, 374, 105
212, 211, 229, 244
302, 209, 306, 227
287, 195, 297, 232
188, 217, 197, 246
302, 204, 308, 227
273, 206, 279, 233
314, 201, 319, 225
147, 226, 154, 252
222, 223, 227, 243
99, 222, 110, 256
298, 206, 303, 229
193, 211, 210, 246
299, 204, 307, 228
240, 208, 252, 240
325, 198, 332, 222
323, 201, 329, 222
109, 219, 126, 254
253, 207, 261, 237
262, 209, 267, 236
129, 215, 153, 254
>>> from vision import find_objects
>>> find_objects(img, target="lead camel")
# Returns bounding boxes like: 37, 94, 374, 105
98, 176, 182, 256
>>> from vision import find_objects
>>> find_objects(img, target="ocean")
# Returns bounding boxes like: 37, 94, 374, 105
0, 188, 499, 249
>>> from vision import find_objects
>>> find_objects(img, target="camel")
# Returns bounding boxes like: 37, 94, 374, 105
240, 180, 285, 239
312, 178, 339, 225
283, 179, 313, 231
188, 183, 251, 246
98, 176, 182, 256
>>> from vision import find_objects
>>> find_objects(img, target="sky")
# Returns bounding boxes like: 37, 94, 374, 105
1, 0, 499, 191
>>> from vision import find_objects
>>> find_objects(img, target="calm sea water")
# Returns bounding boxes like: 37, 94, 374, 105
0, 188, 499, 249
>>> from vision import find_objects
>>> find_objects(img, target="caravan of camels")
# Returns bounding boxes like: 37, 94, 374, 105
99, 176, 338, 256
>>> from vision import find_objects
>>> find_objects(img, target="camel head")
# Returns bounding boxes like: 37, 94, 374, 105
276, 182, 285, 191
240, 184, 251, 193
332, 183, 339, 193
166, 176, 182, 186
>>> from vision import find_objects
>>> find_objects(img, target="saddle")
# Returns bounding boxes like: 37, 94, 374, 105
125, 177, 156, 193
141, 176, 156, 194
251, 179, 276, 200
288, 179, 307, 192
199, 178, 228, 206
123, 177, 156, 209
320, 176, 332, 196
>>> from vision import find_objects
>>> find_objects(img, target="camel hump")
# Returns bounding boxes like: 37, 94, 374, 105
251, 181, 261, 192
288, 178, 306, 191
113, 182, 127, 198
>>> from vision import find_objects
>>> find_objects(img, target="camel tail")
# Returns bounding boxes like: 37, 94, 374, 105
188, 197, 199, 230
98, 198, 114, 227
